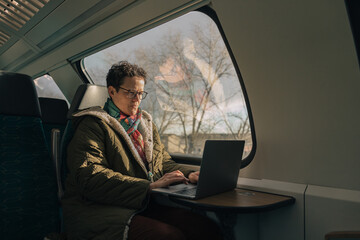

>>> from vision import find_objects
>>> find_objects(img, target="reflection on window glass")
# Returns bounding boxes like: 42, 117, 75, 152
83, 11, 252, 158
34, 75, 68, 103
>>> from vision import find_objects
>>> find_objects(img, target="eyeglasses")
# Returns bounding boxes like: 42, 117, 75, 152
118, 86, 148, 100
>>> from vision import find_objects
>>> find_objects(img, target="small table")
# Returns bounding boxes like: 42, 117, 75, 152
169, 188, 295, 240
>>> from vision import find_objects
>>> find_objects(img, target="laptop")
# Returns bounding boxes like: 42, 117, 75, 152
152, 140, 245, 199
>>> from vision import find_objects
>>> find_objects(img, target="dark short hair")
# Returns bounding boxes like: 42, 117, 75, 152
106, 61, 147, 91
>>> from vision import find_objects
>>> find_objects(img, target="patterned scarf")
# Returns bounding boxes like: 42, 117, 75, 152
103, 98, 147, 169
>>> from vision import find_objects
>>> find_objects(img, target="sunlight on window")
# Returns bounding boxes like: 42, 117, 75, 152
34, 75, 68, 104
83, 11, 252, 158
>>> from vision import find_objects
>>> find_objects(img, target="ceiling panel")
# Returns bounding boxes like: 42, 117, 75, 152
0, 29, 10, 46
25, 0, 102, 45
0, 0, 50, 31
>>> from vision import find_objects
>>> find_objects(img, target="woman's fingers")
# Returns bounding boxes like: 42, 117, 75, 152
156, 171, 189, 188
165, 170, 183, 176
188, 172, 198, 183
164, 172, 188, 182
188, 171, 200, 183
150, 170, 193, 190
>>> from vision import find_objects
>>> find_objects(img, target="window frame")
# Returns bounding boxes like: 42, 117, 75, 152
189, 6, 257, 168
75, 5, 257, 169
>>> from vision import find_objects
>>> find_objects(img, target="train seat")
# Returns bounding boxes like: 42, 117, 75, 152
59, 84, 108, 198
39, 97, 69, 148
0, 72, 60, 239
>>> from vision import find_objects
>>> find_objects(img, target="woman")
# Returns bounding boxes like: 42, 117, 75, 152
62, 61, 222, 240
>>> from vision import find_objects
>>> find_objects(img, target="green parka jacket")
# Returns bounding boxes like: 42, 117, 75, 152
62, 107, 194, 240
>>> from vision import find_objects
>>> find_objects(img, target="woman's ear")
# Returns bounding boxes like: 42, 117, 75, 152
108, 86, 115, 96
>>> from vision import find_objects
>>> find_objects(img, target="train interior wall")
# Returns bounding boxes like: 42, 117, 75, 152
1, 0, 359, 239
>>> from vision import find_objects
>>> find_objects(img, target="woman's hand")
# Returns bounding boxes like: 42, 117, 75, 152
188, 171, 200, 184
149, 170, 189, 190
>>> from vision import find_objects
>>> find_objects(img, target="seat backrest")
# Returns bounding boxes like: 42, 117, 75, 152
0, 72, 60, 239
59, 84, 108, 197
66, 83, 109, 119
39, 97, 69, 147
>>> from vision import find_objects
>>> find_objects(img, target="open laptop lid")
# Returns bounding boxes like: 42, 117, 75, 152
152, 140, 245, 199
195, 140, 244, 199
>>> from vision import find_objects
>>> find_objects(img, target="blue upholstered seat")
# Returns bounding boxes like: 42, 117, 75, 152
0, 72, 60, 239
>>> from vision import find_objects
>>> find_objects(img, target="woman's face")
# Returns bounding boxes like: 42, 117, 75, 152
108, 76, 145, 116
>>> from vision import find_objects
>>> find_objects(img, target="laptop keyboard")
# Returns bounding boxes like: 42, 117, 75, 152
175, 187, 197, 196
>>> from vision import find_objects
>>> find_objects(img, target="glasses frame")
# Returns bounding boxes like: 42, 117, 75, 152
118, 86, 148, 100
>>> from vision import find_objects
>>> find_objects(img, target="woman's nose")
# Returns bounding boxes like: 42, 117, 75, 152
132, 93, 141, 101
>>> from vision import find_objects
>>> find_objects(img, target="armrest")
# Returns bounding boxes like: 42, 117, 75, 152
325, 231, 360, 239
51, 128, 64, 201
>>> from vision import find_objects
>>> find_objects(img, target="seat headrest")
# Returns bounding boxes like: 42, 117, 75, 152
39, 98, 69, 125
0, 71, 41, 117
68, 84, 108, 119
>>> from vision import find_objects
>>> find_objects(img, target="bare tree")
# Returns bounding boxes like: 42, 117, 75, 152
131, 22, 251, 154
85, 22, 252, 155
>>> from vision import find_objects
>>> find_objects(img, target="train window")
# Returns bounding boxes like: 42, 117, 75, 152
82, 10, 254, 159
34, 74, 68, 102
